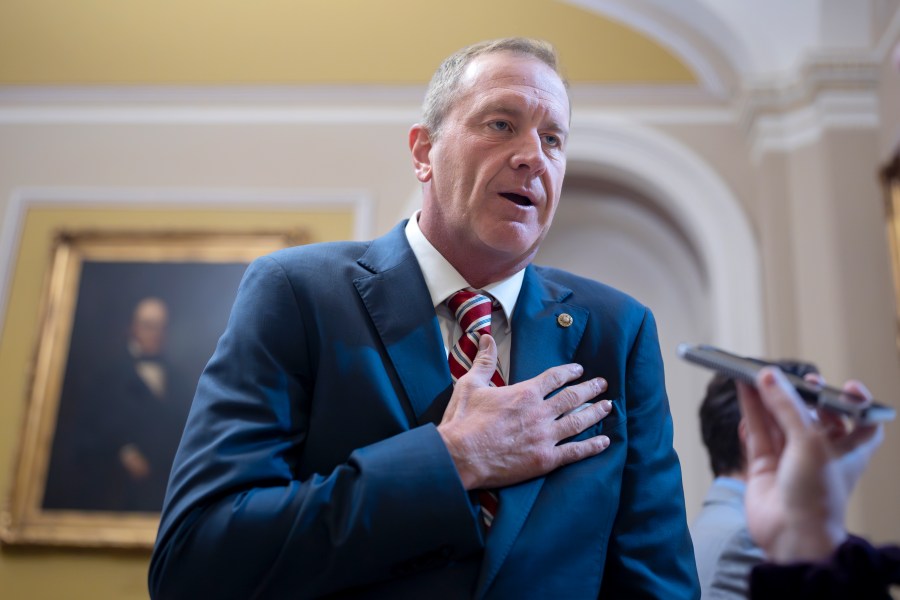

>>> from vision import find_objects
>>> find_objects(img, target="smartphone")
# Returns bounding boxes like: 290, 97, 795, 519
677, 343, 896, 425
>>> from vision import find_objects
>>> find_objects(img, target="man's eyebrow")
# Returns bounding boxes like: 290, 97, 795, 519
475, 103, 523, 119
546, 120, 569, 136
475, 103, 569, 135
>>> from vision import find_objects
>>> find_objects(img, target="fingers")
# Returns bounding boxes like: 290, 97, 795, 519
549, 375, 607, 414
831, 379, 884, 453
834, 420, 884, 456
554, 433, 611, 467
459, 334, 499, 386
755, 367, 814, 434
555, 398, 613, 440
842, 379, 871, 404
810, 379, 880, 441
534, 362, 586, 397
548, 378, 612, 463
737, 379, 772, 462
546, 373, 607, 422
747, 369, 883, 463
452, 354, 614, 482
804, 372, 825, 387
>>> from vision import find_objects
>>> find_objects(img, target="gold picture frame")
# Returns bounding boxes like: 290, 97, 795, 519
1, 229, 306, 548
883, 153, 900, 351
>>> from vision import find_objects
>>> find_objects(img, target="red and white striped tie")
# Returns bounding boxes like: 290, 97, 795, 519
447, 289, 503, 528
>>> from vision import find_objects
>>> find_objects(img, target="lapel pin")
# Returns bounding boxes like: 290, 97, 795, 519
557, 313, 573, 328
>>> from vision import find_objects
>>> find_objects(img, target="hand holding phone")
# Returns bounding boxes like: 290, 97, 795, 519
677, 343, 896, 425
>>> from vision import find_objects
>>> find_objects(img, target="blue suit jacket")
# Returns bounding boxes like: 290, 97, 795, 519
149, 221, 699, 599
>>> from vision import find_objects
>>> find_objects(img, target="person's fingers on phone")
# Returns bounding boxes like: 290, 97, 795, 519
834, 419, 883, 456
755, 367, 815, 432
818, 379, 873, 440
737, 380, 776, 466
804, 372, 825, 386
815, 405, 847, 437
799, 372, 843, 432
799, 372, 832, 429
841, 380, 872, 407
830, 379, 882, 449
821, 413, 851, 438
763, 404, 786, 456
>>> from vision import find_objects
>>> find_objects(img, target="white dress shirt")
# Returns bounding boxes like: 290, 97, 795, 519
404, 212, 524, 382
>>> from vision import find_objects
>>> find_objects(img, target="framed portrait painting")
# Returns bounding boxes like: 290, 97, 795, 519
1, 229, 306, 548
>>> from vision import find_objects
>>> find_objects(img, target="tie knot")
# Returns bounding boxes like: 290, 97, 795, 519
447, 289, 493, 335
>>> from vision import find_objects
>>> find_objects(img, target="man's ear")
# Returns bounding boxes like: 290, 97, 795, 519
409, 124, 434, 182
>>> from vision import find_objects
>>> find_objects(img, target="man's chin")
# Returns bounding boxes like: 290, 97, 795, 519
479, 233, 542, 265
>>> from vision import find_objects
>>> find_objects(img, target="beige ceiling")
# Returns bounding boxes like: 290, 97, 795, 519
0, 0, 695, 85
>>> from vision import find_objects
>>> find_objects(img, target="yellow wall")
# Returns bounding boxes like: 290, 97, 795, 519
0, 0, 694, 84
0, 207, 353, 598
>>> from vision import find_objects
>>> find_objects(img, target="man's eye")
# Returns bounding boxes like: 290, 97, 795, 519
489, 121, 511, 132
543, 134, 560, 147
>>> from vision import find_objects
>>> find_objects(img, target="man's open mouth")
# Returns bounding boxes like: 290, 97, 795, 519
499, 192, 533, 207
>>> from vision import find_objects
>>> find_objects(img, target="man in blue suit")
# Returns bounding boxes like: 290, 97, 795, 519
149, 38, 699, 598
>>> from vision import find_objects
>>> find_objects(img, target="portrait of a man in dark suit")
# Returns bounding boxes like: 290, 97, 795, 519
73, 296, 193, 512
42, 260, 248, 513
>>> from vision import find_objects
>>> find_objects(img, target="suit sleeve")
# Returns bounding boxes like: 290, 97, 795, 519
598, 309, 701, 599
148, 256, 483, 599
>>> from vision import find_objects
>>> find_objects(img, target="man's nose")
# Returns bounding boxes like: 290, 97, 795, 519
509, 131, 547, 175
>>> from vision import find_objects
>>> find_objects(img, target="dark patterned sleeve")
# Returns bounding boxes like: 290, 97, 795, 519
749, 536, 900, 599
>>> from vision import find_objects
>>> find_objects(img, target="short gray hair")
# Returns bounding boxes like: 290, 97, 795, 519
421, 38, 568, 139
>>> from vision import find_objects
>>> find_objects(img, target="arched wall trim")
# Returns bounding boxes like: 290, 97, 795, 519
561, 0, 749, 97
566, 115, 764, 354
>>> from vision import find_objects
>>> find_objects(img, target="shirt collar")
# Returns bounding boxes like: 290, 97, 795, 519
713, 476, 747, 495
404, 211, 524, 323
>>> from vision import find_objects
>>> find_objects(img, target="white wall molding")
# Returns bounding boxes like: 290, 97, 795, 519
741, 49, 881, 162
0, 187, 374, 341
0, 84, 429, 106
0, 83, 736, 125
0, 105, 421, 125
747, 89, 879, 162
0, 84, 424, 125
741, 52, 880, 117
565, 115, 763, 353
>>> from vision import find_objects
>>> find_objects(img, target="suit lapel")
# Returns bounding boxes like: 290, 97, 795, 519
353, 222, 452, 425
476, 266, 589, 597
357, 233, 593, 593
